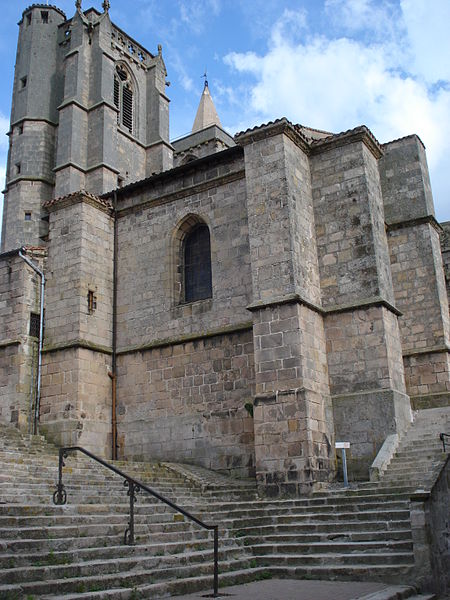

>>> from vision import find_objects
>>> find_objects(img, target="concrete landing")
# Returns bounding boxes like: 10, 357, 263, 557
174, 579, 417, 600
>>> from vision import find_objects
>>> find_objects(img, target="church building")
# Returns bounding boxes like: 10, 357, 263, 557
1, 1, 449, 496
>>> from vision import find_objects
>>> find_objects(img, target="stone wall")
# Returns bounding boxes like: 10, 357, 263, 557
0, 251, 44, 431
113, 148, 254, 474
388, 222, 450, 406
441, 221, 450, 301
428, 456, 450, 595
117, 329, 255, 477
239, 122, 335, 493
410, 457, 450, 595
40, 347, 112, 456
310, 129, 410, 479
40, 192, 114, 454
115, 149, 250, 348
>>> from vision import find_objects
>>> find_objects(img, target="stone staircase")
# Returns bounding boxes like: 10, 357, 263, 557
0, 407, 448, 599
372, 406, 450, 489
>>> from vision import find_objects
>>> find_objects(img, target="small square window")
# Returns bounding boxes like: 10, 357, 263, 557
24, 212, 31, 221
41, 11, 49, 23
20, 76, 27, 89
26, 13, 32, 26
29, 313, 40, 338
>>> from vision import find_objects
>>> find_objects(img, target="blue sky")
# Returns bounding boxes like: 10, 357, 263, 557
0, 0, 449, 230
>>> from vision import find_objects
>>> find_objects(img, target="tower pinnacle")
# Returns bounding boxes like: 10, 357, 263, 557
192, 79, 222, 133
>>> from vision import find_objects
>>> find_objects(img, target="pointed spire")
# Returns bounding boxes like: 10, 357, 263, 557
192, 80, 222, 133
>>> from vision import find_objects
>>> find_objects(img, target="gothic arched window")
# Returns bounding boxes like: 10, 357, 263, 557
114, 65, 133, 134
184, 224, 212, 302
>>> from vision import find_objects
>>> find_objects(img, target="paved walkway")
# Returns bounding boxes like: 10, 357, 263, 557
174, 579, 414, 600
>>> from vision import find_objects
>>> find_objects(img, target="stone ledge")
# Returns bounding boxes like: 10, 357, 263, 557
43, 190, 114, 215
117, 321, 253, 356
0, 339, 21, 349
403, 345, 450, 358
254, 387, 307, 406
42, 339, 112, 355
386, 214, 443, 234
410, 392, 450, 410
247, 293, 402, 317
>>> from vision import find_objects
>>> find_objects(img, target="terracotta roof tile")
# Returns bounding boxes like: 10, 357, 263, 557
43, 190, 113, 210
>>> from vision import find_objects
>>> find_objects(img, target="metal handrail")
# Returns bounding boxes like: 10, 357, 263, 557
440, 433, 450, 452
53, 446, 219, 597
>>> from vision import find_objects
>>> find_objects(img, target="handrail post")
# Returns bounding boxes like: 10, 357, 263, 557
53, 448, 67, 505
213, 525, 219, 597
52, 446, 219, 597
124, 479, 138, 545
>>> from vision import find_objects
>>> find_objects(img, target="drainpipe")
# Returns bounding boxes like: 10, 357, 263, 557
108, 192, 118, 460
18, 248, 45, 436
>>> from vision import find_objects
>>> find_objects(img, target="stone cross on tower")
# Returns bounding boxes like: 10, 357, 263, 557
75, 0, 82, 10
102, 0, 110, 12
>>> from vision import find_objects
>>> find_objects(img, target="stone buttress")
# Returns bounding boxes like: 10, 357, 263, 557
237, 120, 335, 495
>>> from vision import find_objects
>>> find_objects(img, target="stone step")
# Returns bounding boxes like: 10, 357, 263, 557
0, 556, 253, 597
0, 529, 216, 554
34, 567, 265, 600
0, 537, 241, 569
242, 529, 412, 544
0, 545, 249, 585
250, 540, 413, 555
0, 499, 411, 526
252, 552, 414, 567
263, 564, 414, 583
229, 519, 411, 537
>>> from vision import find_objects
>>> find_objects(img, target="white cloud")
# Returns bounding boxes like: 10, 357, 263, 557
325, 0, 400, 39
179, 0, 221, 35
401, 0, 450, 84
224, 4, 450, 220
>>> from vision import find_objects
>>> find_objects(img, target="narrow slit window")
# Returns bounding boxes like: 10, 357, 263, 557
29, 313, 40, 338
20, 77, 27, 89
24, 212, 31, 221
26, 13, 32, 26
15, 163, 21, 175
87, 290, 97, 313
184, 224, 212, 302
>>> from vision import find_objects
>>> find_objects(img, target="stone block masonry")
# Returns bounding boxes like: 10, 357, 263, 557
117, 329, 255, 478
239, 122, 335, 492
1, 0, 449, 497
254, 387, 333, 496
39, 192, 114, 454
40, 347, 112, 456
0, 251, 45, 431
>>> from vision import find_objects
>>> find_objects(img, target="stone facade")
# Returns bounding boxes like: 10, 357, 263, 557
1, 2, 171, 253
0, 3, 449, 494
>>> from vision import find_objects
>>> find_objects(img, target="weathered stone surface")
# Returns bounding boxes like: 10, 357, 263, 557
0, 5, 449, 495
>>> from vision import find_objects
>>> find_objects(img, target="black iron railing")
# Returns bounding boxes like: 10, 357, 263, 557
440, 433, 450, 452
53, 446, 219, 596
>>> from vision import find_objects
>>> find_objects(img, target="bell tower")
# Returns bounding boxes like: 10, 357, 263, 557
1, 4, 66, 251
